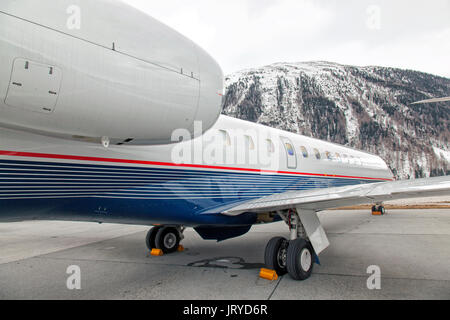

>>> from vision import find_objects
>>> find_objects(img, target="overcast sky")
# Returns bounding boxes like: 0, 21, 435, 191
124, 0, 450, 78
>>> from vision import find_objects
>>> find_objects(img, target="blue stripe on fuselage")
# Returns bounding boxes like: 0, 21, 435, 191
0, 159, 377, 226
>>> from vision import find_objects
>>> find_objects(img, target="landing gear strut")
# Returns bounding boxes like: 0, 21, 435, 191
264, 210, 318, 281
146, 226, 184, 254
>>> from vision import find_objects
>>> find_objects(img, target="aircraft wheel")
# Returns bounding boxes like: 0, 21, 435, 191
264, 237, 289, 275
374, 205, 386, 215
155, 226, 181, 254
372, 205, 386, 215
286, 238, 314, 281
145, 226, 161, 251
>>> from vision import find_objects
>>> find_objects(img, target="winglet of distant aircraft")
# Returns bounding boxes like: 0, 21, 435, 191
410, 97, 450, 105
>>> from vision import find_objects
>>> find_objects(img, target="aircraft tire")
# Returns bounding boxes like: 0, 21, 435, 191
286, 238, 314, 281
155, 227, 181, 254
145, 226, 161, 251
264, 237, 288, 275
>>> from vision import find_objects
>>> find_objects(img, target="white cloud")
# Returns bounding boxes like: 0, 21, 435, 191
124, 0, 450, 78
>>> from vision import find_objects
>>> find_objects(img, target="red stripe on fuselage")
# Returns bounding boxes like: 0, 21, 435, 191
0, 150, 394, 181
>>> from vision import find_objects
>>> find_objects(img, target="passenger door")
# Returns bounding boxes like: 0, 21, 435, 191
281, 137, 297, 169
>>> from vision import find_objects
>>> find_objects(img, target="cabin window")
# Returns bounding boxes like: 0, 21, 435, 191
325, 151, 333, 160
219, 130, 231, 146
349, 155, 355, 165
360, 158, 367, 166
335, 153, 341, 162
245, 135, 255, 150
314, 148, 321, 160
300, 146, 309, 158
285, 143, 295, 156
267, 139, 275, 153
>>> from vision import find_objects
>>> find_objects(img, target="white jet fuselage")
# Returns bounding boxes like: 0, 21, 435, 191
0, 0, 393, 227
0, 115, 393, 225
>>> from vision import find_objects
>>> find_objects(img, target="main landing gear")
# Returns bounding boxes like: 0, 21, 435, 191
264, 210, 326, 281
265, 237, 314, 280
371, 205, 386, 215
146, 226, 185, 254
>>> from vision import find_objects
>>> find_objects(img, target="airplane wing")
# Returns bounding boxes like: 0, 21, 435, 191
410, 97, 450, 105
222, 176, 450, 216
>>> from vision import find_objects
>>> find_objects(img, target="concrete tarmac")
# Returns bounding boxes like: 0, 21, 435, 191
0, 209, 449, 300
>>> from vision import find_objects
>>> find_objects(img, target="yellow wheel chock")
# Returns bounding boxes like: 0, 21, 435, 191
259, 268, 278, 281
151, 248, 164, 256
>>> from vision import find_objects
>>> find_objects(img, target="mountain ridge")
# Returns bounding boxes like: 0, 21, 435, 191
222, 61, 450, 179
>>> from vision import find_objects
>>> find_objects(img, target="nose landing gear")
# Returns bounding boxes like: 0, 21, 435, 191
146, 226, 185, 254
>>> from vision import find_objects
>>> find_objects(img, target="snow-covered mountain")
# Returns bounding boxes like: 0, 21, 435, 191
222, 61, 450, 179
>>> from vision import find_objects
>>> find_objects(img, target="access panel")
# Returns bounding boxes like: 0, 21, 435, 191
5, 58, 62, 114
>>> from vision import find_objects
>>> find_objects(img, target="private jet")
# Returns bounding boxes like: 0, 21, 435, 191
0, 0, 449, 281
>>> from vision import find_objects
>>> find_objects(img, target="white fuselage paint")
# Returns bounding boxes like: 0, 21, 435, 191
0, 0, 223, 145
0, 115, 393, 182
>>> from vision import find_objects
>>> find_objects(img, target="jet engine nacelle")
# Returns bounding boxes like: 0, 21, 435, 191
0, 0, 223, 145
